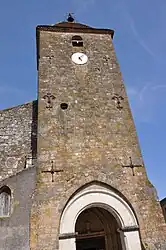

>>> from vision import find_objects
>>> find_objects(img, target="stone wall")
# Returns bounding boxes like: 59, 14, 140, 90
0, 167, 36, 250
0, 101, 37, 181
30, 29, 166, 250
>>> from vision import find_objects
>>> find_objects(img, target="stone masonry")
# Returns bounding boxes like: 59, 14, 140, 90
0, 21, 166, 250
30, 22, 166, 250
0, 101, 37, 250
0, 101, 37, 181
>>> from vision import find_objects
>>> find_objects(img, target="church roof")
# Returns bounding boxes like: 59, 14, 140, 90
54, 21, 92, 29
36, 21, 114, 38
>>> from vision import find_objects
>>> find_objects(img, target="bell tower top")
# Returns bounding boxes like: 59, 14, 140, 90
36, 18, 114, 69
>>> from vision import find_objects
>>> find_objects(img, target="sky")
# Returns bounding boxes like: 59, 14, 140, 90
0, 0, 166, 199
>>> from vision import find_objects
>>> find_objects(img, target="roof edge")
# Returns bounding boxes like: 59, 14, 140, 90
160, 197, 166, 204
0, 100, 37, 113
0, 166, 36, 185
36, 25, 114, 37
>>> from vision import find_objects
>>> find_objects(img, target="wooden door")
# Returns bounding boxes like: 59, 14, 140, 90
76, 236, 105, 250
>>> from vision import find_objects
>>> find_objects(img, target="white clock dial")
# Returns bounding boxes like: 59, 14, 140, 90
71, 52, 88, 65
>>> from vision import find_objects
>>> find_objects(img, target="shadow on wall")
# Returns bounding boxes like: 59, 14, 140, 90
31, 100, 38, 159
160, 198, 166, 223
141, 242, 146, 249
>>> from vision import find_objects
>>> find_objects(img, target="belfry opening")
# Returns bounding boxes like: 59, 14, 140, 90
75, 207, 122, 250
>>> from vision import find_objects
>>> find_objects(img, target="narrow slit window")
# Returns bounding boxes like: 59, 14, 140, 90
72, 36, 83, 47
0, 186, 11, 217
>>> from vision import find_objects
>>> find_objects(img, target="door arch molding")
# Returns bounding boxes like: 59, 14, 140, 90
59, 182, 142, 250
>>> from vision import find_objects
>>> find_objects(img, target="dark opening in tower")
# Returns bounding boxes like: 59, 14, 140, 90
75, 207, 122, 250
72, 36, 83, 47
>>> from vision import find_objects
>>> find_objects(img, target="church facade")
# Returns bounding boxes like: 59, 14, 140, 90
0, 17, 166, 250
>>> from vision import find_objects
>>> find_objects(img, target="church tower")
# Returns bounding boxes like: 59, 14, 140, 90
30, 16, 166, 250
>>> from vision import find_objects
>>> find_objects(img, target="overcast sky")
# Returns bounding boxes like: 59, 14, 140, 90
0, 0, 166, 198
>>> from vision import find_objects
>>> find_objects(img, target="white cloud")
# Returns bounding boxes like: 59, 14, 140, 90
152, 84, 166, 91
129, 19, 155, 58
72, 0, 96, 16
127, 82, 166, 123
121, 0, 155, 58
126, 86, 138, 96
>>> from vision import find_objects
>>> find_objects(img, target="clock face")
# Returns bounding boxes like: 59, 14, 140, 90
71, 52, 88, 65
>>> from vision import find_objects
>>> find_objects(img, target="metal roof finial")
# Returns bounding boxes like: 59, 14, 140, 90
67, 13, 75, 22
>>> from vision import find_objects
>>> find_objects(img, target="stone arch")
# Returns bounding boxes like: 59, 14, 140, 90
59, 182, 142, 250
0, 185, 11, 217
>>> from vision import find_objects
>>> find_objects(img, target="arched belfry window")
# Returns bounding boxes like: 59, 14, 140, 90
72, 36, 83, 47
0, 186, 11, 217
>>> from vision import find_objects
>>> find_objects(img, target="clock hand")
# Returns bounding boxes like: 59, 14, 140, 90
78, 56, 83, 61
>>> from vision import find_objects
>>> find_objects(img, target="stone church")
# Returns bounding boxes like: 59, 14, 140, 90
0, 15, 166, 250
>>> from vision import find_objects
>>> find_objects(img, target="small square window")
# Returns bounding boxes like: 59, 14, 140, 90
72, 36, 83, 47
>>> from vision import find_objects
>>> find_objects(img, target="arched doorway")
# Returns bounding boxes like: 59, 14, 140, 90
75, 207, 122, 250
59, 182, 142, 250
